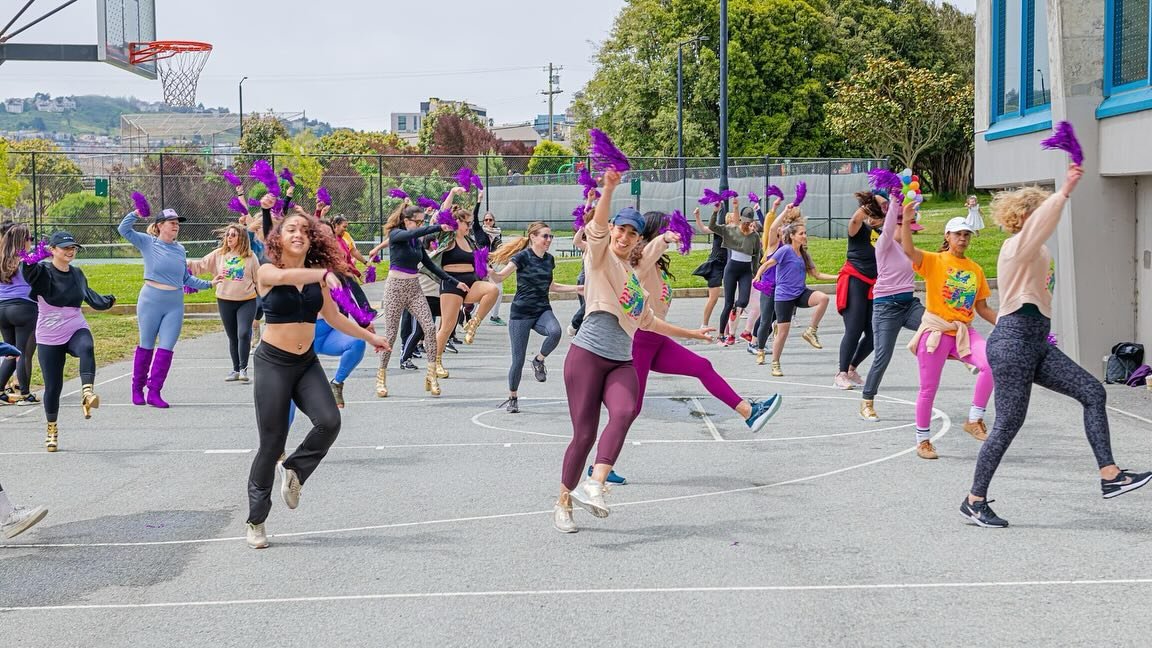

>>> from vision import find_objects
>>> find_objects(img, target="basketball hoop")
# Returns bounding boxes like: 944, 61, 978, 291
129, 41, 213, 107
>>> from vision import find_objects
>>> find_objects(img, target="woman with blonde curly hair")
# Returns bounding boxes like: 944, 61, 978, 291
959, 164, 1151, 528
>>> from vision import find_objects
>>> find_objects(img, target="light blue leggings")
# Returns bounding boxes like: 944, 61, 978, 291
289, 318, 365, 425
137, 284, 185, 351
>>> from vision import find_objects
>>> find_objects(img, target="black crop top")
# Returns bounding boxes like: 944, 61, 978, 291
440, 240, 474, 267
262, 281, 323, 324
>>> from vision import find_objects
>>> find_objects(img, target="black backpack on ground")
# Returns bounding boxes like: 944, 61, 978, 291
1105, 342, 1144, 384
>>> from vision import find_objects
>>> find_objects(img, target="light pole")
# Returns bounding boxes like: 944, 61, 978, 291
239, 76, 248, 138
719, 0, 729, 204
678, 34, 708, 216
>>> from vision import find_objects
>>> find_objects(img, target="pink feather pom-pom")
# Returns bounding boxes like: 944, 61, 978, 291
435, 209, 458, 230
572, 204, 589, 230
227, 196, 248, 216
389, 188, 408, 199
765, 185, 785, 201
131, 191, 151, 218
279, 168, 296, 187
221, 169, 243, 188
316, 187, 332, 206
588, 129, 631, 172
1040, 121, 1085, 166
364, 265, 377, 284
19, 240, 51, 265
658, 210, 694, 255
794, 181, 807, 206
417, 197, 438, 210
473, 247, 489, 279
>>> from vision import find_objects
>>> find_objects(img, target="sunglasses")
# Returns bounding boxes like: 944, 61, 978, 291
483, 218, 494, 223
537, 233, 554, 240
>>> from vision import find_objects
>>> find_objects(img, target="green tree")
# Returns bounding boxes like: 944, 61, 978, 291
317, 129, 414, 166
272, 131, 324, 203
42, 192, 118, 244
0, 140, 26, 209
238, 114, 289, 165
475, 149, 508, 181
526, 141, 575, 176
825, 56, 972, 173
6, 138, 84, 207
416, 102, 489, 154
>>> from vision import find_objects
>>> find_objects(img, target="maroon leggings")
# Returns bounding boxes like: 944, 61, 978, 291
560, 344, 640, 490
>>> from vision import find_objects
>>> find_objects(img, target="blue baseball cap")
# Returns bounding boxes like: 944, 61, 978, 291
612, 207, 645, 232
48, 231, 83, 249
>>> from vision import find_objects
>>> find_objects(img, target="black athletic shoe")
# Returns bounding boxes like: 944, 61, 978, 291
500, 397, 519, 414
450, 334, 463, 345
399, 359, 418, 371
445, 340, 458, 354
412, 348, 424, 359
532, 357, 547, 382
959, 498, 1009, 528
1101, 469, 1152, 499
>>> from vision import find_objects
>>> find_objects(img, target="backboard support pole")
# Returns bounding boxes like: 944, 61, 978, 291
0, 42, 98, 62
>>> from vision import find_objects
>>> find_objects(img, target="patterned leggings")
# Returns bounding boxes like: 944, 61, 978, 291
377, 274, 437, 369
969, 313, 1115, 498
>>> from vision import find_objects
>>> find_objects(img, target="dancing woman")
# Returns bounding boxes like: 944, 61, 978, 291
367, 202, 458, 397
245, 212, 389, 549
709, 198, 761, 345
431, 190, 500, 366
901, 206, 997, 460
752, 197, 785, 364
22, 232, 116, 451
489, 221, 581, 414
188, 224, 260, 382
0, 224, 40, 405
554, 169, 712, 534
691, 204, 728, 331
119, 206, 214, 408
960, 164, 1150, 527
833, 191, 886, 390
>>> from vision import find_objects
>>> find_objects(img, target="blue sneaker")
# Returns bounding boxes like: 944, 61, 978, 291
744, 394, 782, 433
587, 465, 628, 485
0, 342, 20, 358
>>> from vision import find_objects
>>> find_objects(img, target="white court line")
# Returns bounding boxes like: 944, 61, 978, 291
1, 576, 1147, 612
690, 397, 723, 441
0, 402, 949, 549
1108, 405, 1152, 425
203, 449, 251, 454
0, 372, 129, 423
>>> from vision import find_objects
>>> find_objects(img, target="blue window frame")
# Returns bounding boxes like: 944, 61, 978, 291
992, 0, 1051, 122
1099, 0, 1152, 119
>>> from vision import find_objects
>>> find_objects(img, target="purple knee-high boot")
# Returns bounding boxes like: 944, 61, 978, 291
146, 348, 174, 409
131, 346, 153, 406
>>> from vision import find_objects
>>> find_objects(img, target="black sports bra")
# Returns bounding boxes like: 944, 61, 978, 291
440, 241, 474, 266
262, 283, 323, 324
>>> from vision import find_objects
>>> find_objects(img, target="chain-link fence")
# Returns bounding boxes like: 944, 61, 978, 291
2, 151, 885, 258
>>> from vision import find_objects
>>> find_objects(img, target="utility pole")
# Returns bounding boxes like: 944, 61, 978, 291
540, 63, 563, 141
719, 0, 729, 197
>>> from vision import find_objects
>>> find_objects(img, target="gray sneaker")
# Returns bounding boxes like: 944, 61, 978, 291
2, 505, 48, 539
246, 522, 269, 549
569, 480, 610, 518
531, 357, 547, 382
224, 371, 240, 382
238, 369, 250, 383
279, 464, 301, 510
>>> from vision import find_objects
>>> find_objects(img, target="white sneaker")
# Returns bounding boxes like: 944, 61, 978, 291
279, 464, 301, 510
553, 503, 577, 533
224, 371, 240, 382
566, 325, 577, 337
833, 372, 855, 390
569, 480, 610, 518
238, 369, 250, 383
246, 522, 269, 549
2, 505, 48, 539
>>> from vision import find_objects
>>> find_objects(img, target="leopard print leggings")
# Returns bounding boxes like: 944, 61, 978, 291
378, 273, 437, 369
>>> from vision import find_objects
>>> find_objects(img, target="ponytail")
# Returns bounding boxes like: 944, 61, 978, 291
492, 221, 549, 265
938, 238, 950, 252
146, 221, 160, 237
383, 204, 421, 239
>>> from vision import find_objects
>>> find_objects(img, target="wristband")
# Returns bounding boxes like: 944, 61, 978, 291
322, 270, 331, 285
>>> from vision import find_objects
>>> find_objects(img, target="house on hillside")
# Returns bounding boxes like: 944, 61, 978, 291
974, 1, 1151, 373
491, 123, 542, 148
4, 99, 24, 114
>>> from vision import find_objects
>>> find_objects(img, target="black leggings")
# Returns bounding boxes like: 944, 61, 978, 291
218, 298, 259, 372
838, 275, 874, 372
0, 299, 37, 395
401, 296, 441, 362
247, 342, 341, 525
38, 329, 95, 423
720, 260, 753, 336
970, 313, 1114, 498
755, 291, 776, 350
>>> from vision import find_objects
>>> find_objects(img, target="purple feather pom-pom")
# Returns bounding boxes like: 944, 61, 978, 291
183, 285, 198, 294
765, 185, 785, 201
435, 209, 458, 230
698, 188, 723, 205
330, 285, 375, 327
227, 196, 248, 216
417, 197, 438, 210
473, 247, 489, 279
868, 168, 903, 192
588, 129, 631, 172
249, 160, 280, 197
364, 265, 377, 284
658, 210, 694, 255
370, 252, 381, 264
389, 188, 409, 199
719, 189, 739, 202
455, 167, 475, 191
439, 191, 450, 203
221, 169, 243, 188
794, 181, 807, 206
1040, 121, 1085, 166
279, 168, 296, 187
748, 192, 760, 204
131, 191, 152, 218
19, 240, 51, 265
572, 204, 589, 230
247, 198, 261, 208
1047, 333, 1058, 346
316, 187, 332, 206
577, 167, 598, 198
273, 199, 285, 216
470, 171, 484, 191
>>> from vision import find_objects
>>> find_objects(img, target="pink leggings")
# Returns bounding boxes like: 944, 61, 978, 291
915, 327, 993, 429
560, 344, 640, 490
632, 329, 743, 418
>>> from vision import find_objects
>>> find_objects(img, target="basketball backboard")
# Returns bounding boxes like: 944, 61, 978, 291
97, 0, 157, 80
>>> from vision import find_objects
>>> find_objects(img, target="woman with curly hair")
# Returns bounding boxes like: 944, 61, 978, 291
189, 223, 260, 382
244, 210, 390, 550
960, 164, 1151, 528
0, 223, 40, 405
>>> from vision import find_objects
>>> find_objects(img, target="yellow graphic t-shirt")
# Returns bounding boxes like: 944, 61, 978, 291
913, 251, 991, 331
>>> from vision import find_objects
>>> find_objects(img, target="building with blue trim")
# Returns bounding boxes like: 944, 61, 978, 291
976, 0, 1152, 374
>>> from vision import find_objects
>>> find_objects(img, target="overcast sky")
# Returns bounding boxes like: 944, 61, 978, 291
1, 0, 975, 132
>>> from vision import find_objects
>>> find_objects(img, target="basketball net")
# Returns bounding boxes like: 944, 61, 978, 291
130, 41, 213, 107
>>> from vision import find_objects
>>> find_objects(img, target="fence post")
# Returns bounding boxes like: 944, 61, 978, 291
158, 152, 166, 208
764, 155, 770, 208
377, 155, 384, 242
484, 154, 490, 212
108, 174, 114, 249
826, 160, 833, 238
30, 152, 38, 235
